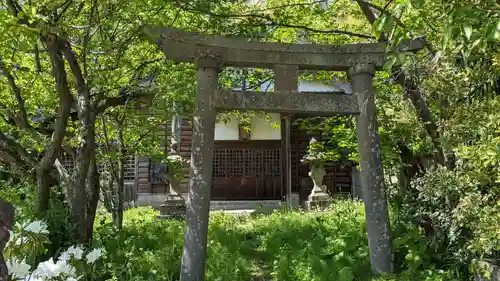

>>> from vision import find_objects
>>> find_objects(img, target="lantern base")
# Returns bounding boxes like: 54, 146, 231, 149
157, 195, 186, 219
305, 190, 332, 211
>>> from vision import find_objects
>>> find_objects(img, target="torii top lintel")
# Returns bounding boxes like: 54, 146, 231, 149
144, 27, 425, 71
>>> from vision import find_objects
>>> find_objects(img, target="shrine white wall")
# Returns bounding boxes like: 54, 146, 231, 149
249, 113, 281, 140
298, 79, 341, 92
260, 78, 343, 92
214, 78, 342, 141
214, 117, 239, 140
213, 113, 281, 140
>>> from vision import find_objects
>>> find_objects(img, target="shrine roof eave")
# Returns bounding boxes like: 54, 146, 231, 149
143, 26, 425, 71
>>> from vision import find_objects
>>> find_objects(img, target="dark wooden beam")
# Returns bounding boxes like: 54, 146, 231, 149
215, 90, 360, 115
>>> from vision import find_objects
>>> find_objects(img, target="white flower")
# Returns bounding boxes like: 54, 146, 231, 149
85, 248, 105, 264
32, 258, 76, 278
24, 221, 49, 234
6, 258, 31, 279
58, 251, 71, 262
65, 246, 84, 260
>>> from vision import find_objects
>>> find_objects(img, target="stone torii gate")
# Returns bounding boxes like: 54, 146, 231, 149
144, 27, 424, 281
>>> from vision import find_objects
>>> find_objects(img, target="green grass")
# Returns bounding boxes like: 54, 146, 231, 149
93, 201, 457, 281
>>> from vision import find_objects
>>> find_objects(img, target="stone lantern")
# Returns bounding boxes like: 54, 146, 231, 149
158, 152, 187, 219
301, 137, 332, 211
158, 110, 187, 219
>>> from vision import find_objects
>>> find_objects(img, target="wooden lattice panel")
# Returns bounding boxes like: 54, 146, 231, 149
263, 149, 280, 177
59, 152, 136, 181
213, 147, 280, 178
60, 154, 74, 172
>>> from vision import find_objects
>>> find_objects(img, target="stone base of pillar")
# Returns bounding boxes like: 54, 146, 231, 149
157, 194, 186, 219
304, 191, 332, 211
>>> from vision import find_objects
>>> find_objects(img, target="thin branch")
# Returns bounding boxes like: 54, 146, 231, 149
356, 0, 435, 53
100, 115, 119, 182
5, 0, 21, 17
247, 22, 374, 39
382, 0, 395, 13
95, 89, 153, 114
129, 127, 158, 150
53, 0, 73, 23
356, 0, 446, 166
54, 36, 92, 126
34, 44, 42, 72
355, 0, 408, 31
0, 131, 35, 165
170, 7, 182, 26
82, 0, 97, 78
129, 58, 163, 81
0, 146, 31, 172
0, 59, 31, 130
233, 0, 327, 14
180, 5, 375, 39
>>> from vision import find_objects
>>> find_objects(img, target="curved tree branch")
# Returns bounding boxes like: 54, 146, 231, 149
179, 4, 375, 39
0, 60, 31, 130
356, 0, 446, 166
41, 34, 73, 170
0, 131, 35, 166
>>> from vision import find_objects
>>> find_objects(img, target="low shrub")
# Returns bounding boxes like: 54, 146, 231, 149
93, 201, 461, 281
394, 165, 500, 279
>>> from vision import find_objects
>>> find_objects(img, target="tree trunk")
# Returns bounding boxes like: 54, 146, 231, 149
35, 166, 52, 216
395, 74, 446, 165
68, 111, 97, 244
103, 176, 115, 214
116, 125, 125, 229
438, 94, 457, 169
69, 147, 100, 245
396, 142, 423, 199
69, 168, 89, 243
85, 156, 100, 244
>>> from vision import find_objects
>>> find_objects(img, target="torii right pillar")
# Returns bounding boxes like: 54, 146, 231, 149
349, 64, 393, 275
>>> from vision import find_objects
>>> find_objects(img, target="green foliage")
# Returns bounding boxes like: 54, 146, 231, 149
295, 116, 358, 164
93, 207, 184, 281
91, 202, 460, 281
0, 1, 498, 281
0, 179, 37, 220
394, 164, 499, 278
374, 0, 499, 61
42, 197, 78, 258
0, 180, 77, 258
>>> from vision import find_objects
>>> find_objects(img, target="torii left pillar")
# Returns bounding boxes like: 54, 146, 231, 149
180, 57, 221, 281
349, 64, 393, 275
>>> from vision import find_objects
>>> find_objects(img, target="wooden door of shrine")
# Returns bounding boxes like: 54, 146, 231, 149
211, 140, 282, 200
